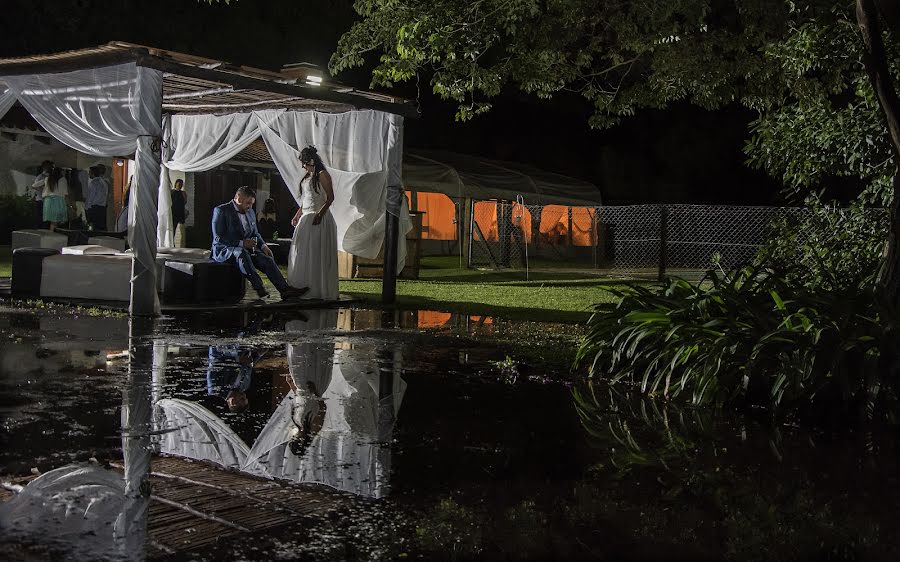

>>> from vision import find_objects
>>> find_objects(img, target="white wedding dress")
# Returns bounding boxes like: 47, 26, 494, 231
288, 177, 339, 299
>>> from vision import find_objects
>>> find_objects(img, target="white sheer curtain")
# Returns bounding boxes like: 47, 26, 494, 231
3, 63, 163, 315
165, 111, 267, 171
0, 84, 15, 120
3, 63, 161, 156
164, 109, 410, 269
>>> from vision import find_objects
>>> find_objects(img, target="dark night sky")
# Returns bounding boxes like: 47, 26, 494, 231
5, 0, 786, 205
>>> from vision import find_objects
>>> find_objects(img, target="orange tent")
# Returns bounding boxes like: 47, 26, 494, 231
538, 205, 596, 246
407, 191, 457, 240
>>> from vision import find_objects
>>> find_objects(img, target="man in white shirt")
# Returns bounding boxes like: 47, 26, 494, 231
85, 165, 109, 230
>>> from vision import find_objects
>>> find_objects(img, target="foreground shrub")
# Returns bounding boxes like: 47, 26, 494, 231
575, 264, 888, 413
763, 198, 888, 292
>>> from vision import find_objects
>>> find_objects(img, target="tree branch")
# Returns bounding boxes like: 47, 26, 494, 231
857, 0, 900, 160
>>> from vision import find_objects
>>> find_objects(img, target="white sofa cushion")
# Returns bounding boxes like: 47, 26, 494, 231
156, 247, 211, 259
40, 254, 133, 302
11, 229, 68, 251
61, 245, 120, 256
87, 236, 127, 252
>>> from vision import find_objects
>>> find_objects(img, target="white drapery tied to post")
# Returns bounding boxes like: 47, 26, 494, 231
2, 62, 164, 315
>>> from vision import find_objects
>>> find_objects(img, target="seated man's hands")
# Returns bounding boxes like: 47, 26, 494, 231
262, 244, 273, 258
242, 239, 257, 250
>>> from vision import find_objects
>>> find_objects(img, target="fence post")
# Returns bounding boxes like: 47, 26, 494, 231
591, 207, 599, 268
467, 199, 475, 268
658, 204, 668, 281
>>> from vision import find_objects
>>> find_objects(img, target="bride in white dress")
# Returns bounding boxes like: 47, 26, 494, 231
288, 145, 339, 299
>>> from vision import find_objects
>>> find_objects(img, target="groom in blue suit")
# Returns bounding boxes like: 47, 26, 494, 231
212, 186, 307, 300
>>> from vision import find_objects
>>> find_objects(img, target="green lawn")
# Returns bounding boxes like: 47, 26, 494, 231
338, 255, 631, 323
0, 246, 10, 278
0, 247, 631, 323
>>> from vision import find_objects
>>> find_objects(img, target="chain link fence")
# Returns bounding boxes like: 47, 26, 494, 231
467, 202, 817, 277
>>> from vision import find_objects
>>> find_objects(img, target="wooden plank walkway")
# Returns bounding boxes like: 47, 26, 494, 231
111, 456, 351, 557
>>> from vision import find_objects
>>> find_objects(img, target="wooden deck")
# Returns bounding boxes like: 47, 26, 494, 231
115, 457, 352, 557
2, 457, 353, 558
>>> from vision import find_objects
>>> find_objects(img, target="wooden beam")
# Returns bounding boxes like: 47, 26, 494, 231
137, 55, 419, 118
0, 49, 143, 77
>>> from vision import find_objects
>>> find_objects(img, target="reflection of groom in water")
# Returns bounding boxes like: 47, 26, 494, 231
207, 346, 255, 413
212, 186, 308, 301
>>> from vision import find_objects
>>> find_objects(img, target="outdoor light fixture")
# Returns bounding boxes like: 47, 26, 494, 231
281, 62, 325, 87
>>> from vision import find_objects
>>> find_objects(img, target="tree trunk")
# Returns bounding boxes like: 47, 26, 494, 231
857, 0, 900, 317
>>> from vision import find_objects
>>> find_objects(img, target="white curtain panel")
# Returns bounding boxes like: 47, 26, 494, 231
0, 83, 16, 120
157, 162, 174, 247
164, 111, 267, 172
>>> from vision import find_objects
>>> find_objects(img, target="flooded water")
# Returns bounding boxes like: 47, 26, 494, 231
1, 306, 899, 561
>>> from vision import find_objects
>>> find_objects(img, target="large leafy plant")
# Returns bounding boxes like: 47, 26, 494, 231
575, 264, 886, 414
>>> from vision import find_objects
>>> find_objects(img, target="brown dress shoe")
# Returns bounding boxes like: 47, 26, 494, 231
279, 286, 310, 300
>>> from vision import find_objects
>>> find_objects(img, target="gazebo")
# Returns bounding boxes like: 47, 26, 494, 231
0, 42, 416, 315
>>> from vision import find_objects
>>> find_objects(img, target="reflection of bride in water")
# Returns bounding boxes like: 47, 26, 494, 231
152, 309, 405, 498
245, 312, 406, 498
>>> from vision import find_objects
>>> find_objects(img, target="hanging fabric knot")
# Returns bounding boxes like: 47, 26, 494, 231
138, 134, 165, 153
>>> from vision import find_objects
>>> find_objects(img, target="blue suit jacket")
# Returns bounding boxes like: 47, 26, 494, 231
211, 201, 267, 262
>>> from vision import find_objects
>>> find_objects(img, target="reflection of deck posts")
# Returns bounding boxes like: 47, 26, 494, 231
382, 184, 401, 305
116, 317, 155, 558
150, 341, 168, 454
375, 344, 400, 499
466, 199, 475, 268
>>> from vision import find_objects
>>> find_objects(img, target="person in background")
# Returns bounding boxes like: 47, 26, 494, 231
258, 197, 277, 240
67, 169, 86, 228
29, 160, 52, 228
171, 178, 187, 247
85, 165, 109, 231
41, 166, 68, 232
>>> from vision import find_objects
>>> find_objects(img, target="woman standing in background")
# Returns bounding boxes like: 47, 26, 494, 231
40, 166, 68, 231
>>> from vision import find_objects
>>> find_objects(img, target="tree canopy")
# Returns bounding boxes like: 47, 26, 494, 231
331, 0, 899, 203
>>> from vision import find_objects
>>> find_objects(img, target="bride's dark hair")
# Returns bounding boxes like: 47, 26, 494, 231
299, 145, 325, 193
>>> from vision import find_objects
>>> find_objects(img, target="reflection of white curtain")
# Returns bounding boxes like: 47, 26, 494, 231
0, 84, 15, 120
164, 109, 410, 269
2, 63, 163, 314
156, 398, 254, 472
0, 464, 127, 560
